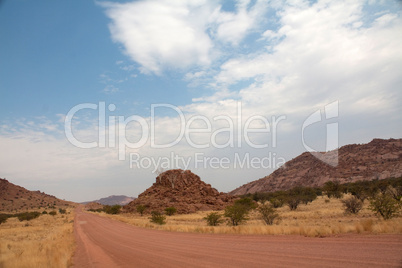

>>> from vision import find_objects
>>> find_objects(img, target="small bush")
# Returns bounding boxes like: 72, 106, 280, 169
234, 197, 257, 211
342, 196, 363, 214
149, 211, 166, 225
0, 214, 10, 224
59, 208, 67, 214
369, 192, 400, 220
224, 204, 249, 226
204, 212, 224, 226
49, 211, 57, 216
42, 210, 48, 214
165, 207, 177, 216
136, 205, 146, 216
269, 198, 284, 208
286, 197, 300, 211
258, 203, 280, 225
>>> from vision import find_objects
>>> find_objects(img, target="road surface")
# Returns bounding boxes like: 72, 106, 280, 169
73, 207, 402, 267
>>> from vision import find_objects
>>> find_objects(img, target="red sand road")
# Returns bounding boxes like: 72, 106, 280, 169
73, 207, 402, 268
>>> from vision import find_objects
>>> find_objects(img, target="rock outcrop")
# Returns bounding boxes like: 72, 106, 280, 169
230, 138, 402, 195
124, 169, 235, 214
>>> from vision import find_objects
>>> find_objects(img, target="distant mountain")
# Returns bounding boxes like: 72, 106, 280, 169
230, 138, 402, 195
0, 178, 75, 212
82, 195, 135, 206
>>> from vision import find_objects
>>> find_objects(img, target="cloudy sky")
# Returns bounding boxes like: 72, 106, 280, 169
0, 0, 401, 202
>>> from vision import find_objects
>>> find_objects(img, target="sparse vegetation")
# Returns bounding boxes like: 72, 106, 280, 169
149, 211, 166, 225
165, 207, 177, 216
323, 181, 344, 199
204, 212, 224, 226
136, 205, 146, 216
224, 204, 250, 226
103, 205, 122, 215
49, 211, 57, 216
17, 211, 41, 221
369, 192, 401, 220
286, 197, 301, 211
59, 208, 67, 214
258, 203, 280, 225
0, 209, 75, 267
342, 196, 363, 214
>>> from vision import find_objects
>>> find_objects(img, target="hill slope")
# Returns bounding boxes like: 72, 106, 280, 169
124, 169, 235, 214
230, 138, 402, 195
82, 195, 135, 206
0, 178, 75, 212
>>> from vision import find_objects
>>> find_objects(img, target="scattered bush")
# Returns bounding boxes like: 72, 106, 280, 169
234, 197, 257, 211
165, 207, 177, 216
59, 208, 67, 214
258, 203, 280, 225
224, 204, 249, 226
136, 205, 146, 216
342, 196, 363, 214
323, 181, 344, 199
369, 192, 401, 220
103, 205, 122, 215
269, 198, 284, 208
42, 210, 48, 214
49, 211, 57, 216
0, 214, 10, 224
286, 197, 301, 211
204, 212, 224, 226
17, 211, 40, 221
149, 211, 166, 225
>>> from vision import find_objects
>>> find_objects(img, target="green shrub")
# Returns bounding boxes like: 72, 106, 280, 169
204, 212, 224, 226
323, 181, 344, 199
269, 198, 284, 208
369, 192, 401, 220
342, 196, 363, 214
49, 211, 57, 216
136, 205, 146, 216
164, 207, 177, 216
103, 205, 122, 215
234, 197, 257, 211
286, 197, 301, 211
258, 203, 280, 225
17, 211, 40, 221
224, 204, 249, 226
59, 208, 67, 214
0, 214, 10, 224
149, 211, 166, 225
42, 210, 48, 214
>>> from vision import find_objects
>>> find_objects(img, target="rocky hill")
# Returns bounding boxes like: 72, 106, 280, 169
230, 138, 402, 195
124, 169, 235, 214
82, 195, 135, 206
0, 178, 75, 212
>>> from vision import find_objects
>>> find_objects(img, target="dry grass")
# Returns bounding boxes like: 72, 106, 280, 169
0, 209, 76, 268
98, 195, 402, 237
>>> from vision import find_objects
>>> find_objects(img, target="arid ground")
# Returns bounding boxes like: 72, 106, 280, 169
73, 206, 402, 268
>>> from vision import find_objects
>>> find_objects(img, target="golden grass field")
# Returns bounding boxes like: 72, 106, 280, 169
0, 209, 75, 268
99, 195, 402, 237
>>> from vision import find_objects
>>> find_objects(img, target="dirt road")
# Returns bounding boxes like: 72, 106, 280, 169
72, 208, 402, 267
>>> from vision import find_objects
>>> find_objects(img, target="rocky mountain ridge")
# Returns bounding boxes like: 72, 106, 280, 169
124, 169, 235, 214
0, 178, 75, 212
230, 138, 402, 195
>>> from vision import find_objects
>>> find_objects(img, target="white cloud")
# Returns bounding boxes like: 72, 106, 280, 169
102, 0, 217, 74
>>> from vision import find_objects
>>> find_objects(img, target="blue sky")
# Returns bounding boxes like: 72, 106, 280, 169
1, 0, 401, 202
